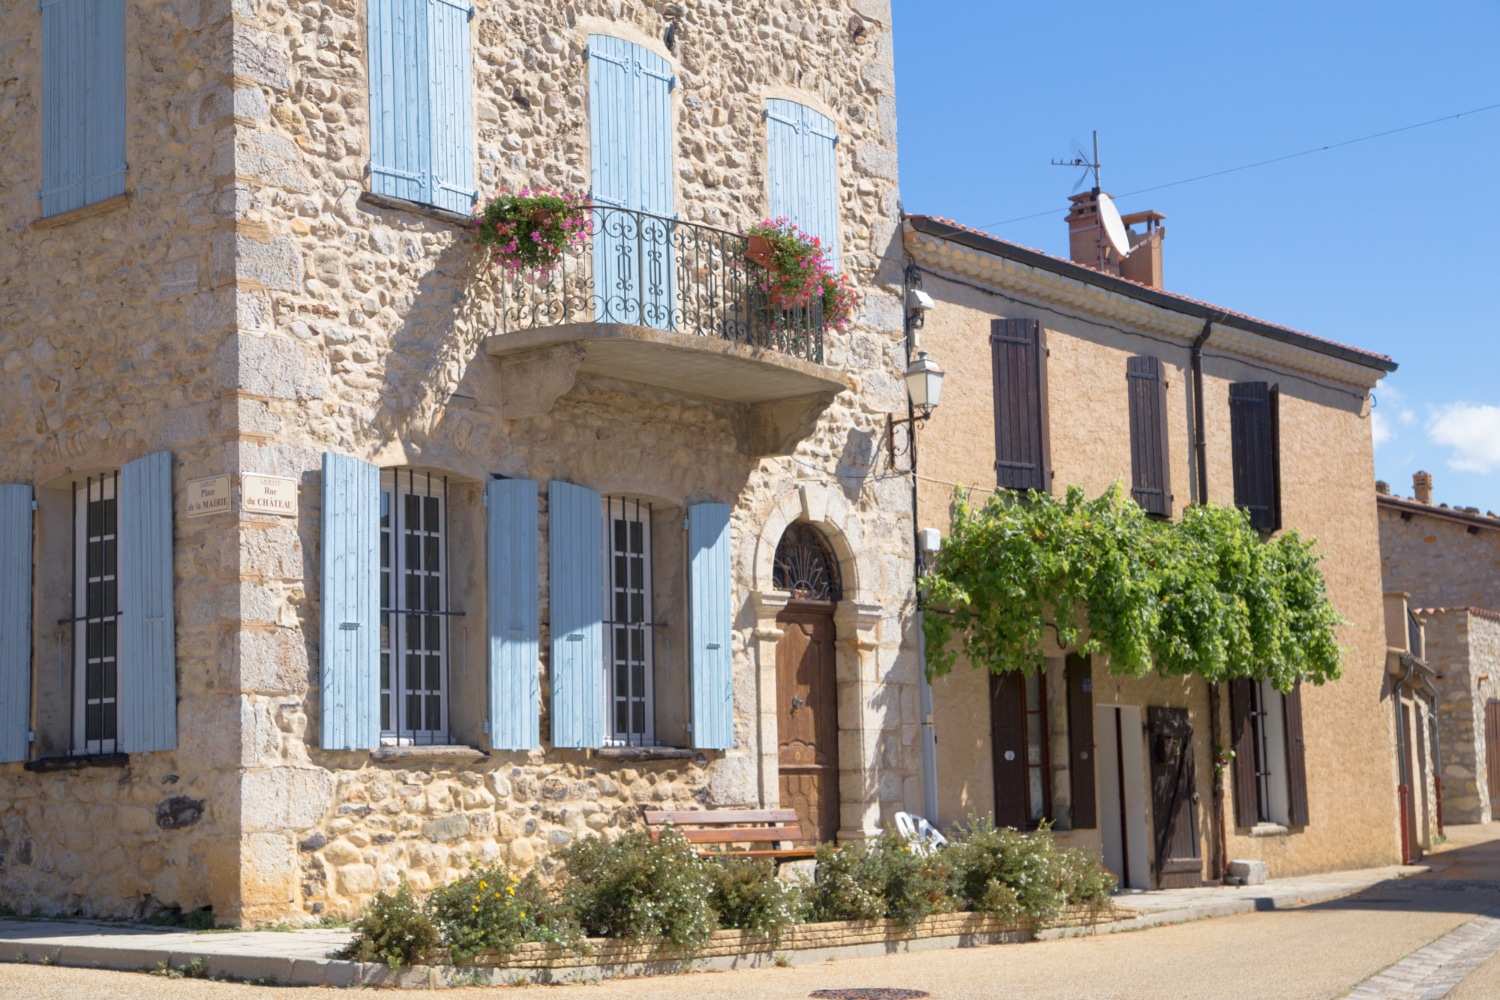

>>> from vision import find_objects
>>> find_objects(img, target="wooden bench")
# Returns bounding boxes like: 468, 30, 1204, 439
642, 808, 818, 860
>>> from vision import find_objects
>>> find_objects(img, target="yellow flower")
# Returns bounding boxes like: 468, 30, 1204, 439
479, 880, 488, 891
472, 905, 479, 911
507, 886, 515, 896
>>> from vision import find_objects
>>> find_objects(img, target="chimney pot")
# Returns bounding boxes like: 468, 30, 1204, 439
1375, 480, 1390, 495
1413, 471, 1433, 505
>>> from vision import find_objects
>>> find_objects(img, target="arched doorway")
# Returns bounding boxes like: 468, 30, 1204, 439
773, 523, 842, 845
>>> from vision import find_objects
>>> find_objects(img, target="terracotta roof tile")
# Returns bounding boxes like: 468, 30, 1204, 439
905, 214, 1395, 370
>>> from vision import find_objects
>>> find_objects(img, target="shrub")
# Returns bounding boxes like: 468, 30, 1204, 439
709, 857, 802, 940
807, 834, 954, 929
337, 875, 440, 969
557, 828, 718, 953
427, 861, 580, 963
472, 188, 591, 276
946, 816, 1116, 926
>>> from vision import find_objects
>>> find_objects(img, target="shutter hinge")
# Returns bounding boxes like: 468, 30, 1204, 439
28, 730, 36, 742
670, 75, 678, 91
30, 500, 39, 511
340, 622, 361, 630
481, 492, 488, 507
467, 5, 475, 18
483, 719, 490, 734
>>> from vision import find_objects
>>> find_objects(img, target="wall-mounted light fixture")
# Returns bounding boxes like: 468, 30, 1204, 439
888, 350, 945, 467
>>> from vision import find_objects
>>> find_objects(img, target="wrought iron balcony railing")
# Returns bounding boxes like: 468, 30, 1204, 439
497, 205, 826, 365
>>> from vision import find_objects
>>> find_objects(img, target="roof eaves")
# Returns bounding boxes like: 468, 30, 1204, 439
1376, 494, 1500, 531
904, 215, 1398, 374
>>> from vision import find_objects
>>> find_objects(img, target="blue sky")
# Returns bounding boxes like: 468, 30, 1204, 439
890, 0, 1500, 510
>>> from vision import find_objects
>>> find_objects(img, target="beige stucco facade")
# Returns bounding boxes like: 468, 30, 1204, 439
0, 0, 925, 926
905, 216, 1402, 882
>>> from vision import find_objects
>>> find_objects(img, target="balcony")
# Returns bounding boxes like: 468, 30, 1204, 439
483, 207, 848, 442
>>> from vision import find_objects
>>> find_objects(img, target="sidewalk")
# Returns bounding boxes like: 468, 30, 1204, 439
0, 862, 1434, 988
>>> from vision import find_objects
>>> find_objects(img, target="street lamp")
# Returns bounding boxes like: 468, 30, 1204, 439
888, 350, 945, 466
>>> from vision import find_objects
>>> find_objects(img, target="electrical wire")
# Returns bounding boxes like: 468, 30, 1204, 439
975, 99, 1500, 229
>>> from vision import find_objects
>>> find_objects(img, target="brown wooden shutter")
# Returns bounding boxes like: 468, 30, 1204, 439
1228, 382, 1279, 532
990, 670, 1029, 829
1126, 356, 1172, 516
1066, 653, 1097, 829
991, 318, 1049, 493
1228, 678, 1261, 828
1283, 682, 1310, 826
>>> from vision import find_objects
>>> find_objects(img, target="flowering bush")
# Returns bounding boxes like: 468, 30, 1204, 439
743, 218, 858, 331
807, 832, 954, 929
473, 189, 591, 276
945, 816, 1115, 927
426, 861, 580, 963
709, 857, 803, 940
336, 875, 439, 969
557, 827, 719, 953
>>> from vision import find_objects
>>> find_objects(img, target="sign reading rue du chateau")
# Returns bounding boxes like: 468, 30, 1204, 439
241, 475, 299, 517
183, 474, 298, 518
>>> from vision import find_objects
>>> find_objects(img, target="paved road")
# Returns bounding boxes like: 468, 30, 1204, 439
3, 826, 1497, 1000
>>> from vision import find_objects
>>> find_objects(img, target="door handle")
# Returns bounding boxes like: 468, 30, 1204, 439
790, 694, 806, 713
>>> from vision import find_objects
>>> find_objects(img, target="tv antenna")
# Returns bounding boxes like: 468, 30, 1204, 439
1053, 130, 1102, 192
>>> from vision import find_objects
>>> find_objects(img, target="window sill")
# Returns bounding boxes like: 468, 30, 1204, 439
358, 190, 473, 230
23, 753, 130, 773
1248, 822, 1289, 838
371, 745, 487, 763
595, 746, 695, 762
31, 192, 132, 231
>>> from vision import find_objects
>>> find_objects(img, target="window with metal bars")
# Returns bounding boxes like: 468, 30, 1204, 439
380, 471, 453, 745
1251, 680, 1290, 825
605, 497, 654, 745
73, 473, 119, 754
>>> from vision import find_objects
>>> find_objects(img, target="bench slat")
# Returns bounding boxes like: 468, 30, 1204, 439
696, 847, 818, 859
664, 825, 803, 844
643, 808, 799, 826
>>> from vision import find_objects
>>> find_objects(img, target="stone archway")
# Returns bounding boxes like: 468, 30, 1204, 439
748, 484, 883, 842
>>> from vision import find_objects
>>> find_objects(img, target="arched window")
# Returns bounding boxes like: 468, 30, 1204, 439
772, 522, 842, 602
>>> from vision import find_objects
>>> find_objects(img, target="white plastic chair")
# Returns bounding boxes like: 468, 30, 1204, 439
892, 811, 949, 856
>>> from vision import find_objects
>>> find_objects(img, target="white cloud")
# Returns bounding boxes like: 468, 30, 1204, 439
1371, 410, 1392, 447
1399, 408, 1417, 426
1428, 403, 1500, 473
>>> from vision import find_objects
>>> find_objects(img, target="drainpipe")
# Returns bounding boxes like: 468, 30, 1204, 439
905, 260, 941, 823
1190, 319, 1212, 506
1190, 319, 1229, 880
1394, 656, 1417, 863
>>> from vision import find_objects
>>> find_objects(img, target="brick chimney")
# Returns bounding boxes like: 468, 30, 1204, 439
1413, 471, 1433, 504
1066, 191, 1166, 288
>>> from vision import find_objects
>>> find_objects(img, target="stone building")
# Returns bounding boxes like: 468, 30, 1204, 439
0, 0, 921, 925
905, 198, 1403, 886
1378, 473, 1500, 824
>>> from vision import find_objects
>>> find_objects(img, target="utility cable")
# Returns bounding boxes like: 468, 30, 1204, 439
976, 99, 1500, 229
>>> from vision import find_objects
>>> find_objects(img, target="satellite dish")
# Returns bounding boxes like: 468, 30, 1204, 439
1097, 193, 1133, 259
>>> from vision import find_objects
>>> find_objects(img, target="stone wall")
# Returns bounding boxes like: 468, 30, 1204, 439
0, 0, 244, 920
1422, 609, 1500, 825
1379, 504, 1500, 611
0, 0, 922, 925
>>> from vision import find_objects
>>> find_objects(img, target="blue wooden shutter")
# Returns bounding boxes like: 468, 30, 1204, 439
41, 0, 125, 217
321, 453, 381, 750
548, 480, 603, 748
368, 0, 431, 204
0, 486, 33, 764
118, 452, 176, 753
427, 0, 474, 213
688, 503, 733, 750
587, 35, 675, 327
766, 100, 840, 271
488, 478, 539, 750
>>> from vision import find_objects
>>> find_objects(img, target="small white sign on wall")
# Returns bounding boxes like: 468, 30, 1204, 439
242, 474, 299, 517
184, 476, 231, 518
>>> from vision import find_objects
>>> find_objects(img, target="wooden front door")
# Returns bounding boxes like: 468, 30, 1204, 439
1147, 707, 1202, 889
776, 604, 840, 845
1486, 701, 1500, 816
